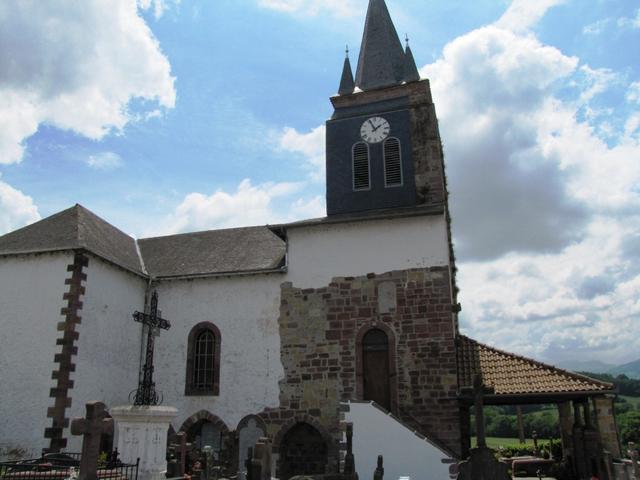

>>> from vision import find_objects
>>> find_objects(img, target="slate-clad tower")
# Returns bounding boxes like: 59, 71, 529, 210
326, 0, 447, 217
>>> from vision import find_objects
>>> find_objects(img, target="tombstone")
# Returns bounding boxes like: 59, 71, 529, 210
343, 423, 358, 479
70, 402, 114, 480
168, 431, 195, 476
202, 446, 215, 480
373, 455, 384, 480
248, 437, 271, 480
238, 419, 266, 480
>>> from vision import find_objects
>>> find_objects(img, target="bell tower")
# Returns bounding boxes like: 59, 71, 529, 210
326, 0, 447, 217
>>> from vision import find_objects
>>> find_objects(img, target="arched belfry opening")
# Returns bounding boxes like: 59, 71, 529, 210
362, 328, 391, 410
279, 422, 328, 480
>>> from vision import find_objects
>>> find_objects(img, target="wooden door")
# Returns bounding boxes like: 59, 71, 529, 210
362, 329, 390, 411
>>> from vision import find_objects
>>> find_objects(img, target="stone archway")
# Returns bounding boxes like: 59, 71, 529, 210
237, 415, 267, 480
278, 422, 328, 480
179, 410, 229, 453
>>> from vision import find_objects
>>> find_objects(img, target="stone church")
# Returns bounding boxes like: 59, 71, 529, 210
0, 1, 622, 478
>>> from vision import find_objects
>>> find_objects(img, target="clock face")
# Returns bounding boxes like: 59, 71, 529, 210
360, 116, 390, 143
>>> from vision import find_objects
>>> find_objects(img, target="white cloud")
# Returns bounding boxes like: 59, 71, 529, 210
257, 0, 359, 18
419, 2, 640, 364
161, 179, 325, 234
0, 175, 40, 235
582, 18, 610, 35
0, 0, 176, 165
279, 125, 326, 182
137, 0, 180, 19
617, 9, 640, 29
495, 0, 565, 32
86, 152, 124, 170
627, 81, 640, 104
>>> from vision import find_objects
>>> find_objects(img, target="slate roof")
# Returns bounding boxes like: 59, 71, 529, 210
137, 227, 286, 278
457, 335, 613, 396
0, 204, 144, 274
355, 0, 407, 91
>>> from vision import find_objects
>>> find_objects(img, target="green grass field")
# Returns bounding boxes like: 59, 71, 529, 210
472, 437, 537, 448
620, 395, 640, 409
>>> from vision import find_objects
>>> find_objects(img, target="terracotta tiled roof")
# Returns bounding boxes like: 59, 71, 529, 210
457, 335, 613, 396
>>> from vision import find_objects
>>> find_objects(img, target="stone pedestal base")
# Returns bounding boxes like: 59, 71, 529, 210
110, 405, 178, 480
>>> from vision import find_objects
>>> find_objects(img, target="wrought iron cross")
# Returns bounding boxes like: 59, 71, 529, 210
131, 290, 171, 405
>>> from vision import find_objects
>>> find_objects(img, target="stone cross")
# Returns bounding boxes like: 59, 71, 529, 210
132, 290, 171, 406
70, 402, 114, 480
169, 431, 194, 475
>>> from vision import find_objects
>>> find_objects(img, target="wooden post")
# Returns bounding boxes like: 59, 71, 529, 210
473, 375, 487, 448
517, 406, 525, 444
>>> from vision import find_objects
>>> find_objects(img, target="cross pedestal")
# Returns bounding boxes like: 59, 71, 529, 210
110, 405, 177, 480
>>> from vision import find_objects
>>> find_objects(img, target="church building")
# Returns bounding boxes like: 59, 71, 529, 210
0, 1, 622, 478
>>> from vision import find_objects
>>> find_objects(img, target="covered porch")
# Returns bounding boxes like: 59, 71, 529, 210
457, 335, 620, 479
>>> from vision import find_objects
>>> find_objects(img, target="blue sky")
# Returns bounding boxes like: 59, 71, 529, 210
1, 0, 639, 366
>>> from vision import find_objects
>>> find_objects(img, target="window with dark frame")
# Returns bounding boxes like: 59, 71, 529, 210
353, 142, 371, 191
383, 137, 402, 187
185, 322, 221, 396
193, 330, 215, 390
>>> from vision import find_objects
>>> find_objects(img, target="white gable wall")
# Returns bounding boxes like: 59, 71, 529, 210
0, 253, 72, 460
66, 256, 147, 452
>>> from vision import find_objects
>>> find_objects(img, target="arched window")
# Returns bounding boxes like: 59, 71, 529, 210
383, 138, 402, 187
352, 142, 371, 191
186, 322, 221, 396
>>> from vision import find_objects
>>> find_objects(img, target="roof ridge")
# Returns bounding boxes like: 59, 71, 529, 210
459, 335, 614, 390
139, 224, 272, 242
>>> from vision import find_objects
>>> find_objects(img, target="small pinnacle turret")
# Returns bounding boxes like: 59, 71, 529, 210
338, 46, 355, 95
404, 39, 420, 83
354, 0, 406, 91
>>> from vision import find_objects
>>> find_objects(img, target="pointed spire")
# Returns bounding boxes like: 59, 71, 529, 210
338, 46, 355, 95
355, 0, 406, 91
403, 35, 420, 83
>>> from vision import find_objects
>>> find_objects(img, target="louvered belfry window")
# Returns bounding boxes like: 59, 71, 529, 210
384, 138, 403, 187
352, 142, 371, 191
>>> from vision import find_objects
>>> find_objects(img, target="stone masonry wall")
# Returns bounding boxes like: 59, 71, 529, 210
260, 265, 462, 467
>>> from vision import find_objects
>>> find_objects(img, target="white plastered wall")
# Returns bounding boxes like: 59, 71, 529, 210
0, 253, 72, 460
153, 274, 285, 433
286, 214, 450, 289
66, 256, 147, 452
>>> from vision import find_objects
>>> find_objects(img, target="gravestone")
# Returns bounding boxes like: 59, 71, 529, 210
239, 419, 266, 480
247, 437, 271, 480
70, 402, 114, 480
373, 455, 384, 480
343, 424, 357, 479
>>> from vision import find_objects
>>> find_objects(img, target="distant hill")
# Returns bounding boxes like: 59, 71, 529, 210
559, 359, 615, 374
609, 359, 640, 379
558, 359, 640, 379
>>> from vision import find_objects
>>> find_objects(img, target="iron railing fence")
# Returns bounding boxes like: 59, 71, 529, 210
0, 453, 138, 480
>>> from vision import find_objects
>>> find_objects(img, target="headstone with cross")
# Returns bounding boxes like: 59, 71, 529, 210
70, 402, 114, 480
169, 431, 196, 475
131, 290, 171, 406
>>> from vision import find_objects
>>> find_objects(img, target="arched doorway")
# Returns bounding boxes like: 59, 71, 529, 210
362, 328, 391, 410
279, 422, 328, 480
